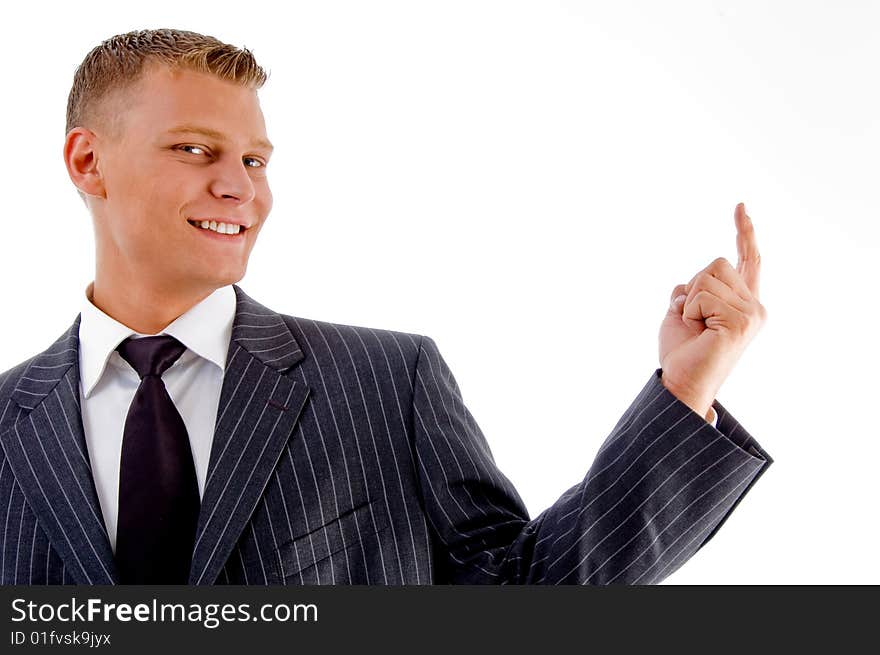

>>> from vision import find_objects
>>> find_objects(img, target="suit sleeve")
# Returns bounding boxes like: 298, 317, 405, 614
411, 335, 772, 584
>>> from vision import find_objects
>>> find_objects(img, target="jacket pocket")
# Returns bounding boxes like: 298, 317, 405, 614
274, 498, 388, 581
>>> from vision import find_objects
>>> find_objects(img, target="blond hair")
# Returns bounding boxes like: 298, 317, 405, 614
66, 27, 269, 139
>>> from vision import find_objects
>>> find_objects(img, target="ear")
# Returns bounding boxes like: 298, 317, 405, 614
63, 127, 106, 199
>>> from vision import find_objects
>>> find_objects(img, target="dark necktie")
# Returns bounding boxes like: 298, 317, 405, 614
114, 335, 200, 584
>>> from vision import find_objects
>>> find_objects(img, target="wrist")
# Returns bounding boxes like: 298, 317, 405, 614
660, 371, 714, 422
705, 405, 717, 426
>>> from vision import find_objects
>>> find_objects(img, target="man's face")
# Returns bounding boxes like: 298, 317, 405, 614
87, 63, 273, 296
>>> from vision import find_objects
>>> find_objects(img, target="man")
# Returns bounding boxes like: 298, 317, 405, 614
0, 28, 771, 585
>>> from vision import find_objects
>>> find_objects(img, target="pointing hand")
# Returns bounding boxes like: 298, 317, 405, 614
658, 203, 766, 421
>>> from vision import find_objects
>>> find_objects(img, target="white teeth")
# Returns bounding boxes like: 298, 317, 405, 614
192, 220, 242, 235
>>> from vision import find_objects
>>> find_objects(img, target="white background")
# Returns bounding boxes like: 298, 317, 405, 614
1, 0, 877, 584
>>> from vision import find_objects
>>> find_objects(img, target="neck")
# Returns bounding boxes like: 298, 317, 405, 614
88, 276, 215, 335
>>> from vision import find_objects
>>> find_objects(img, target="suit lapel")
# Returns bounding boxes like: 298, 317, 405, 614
0, 284, 310, 586
188, 284, 310, 585
0, 317, 118, 584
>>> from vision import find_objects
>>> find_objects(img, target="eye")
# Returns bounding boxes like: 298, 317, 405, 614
178, 144, 208, 156
244, 157, 267, 169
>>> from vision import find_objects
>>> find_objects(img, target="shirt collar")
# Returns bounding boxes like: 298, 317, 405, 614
78, 281, 236, 399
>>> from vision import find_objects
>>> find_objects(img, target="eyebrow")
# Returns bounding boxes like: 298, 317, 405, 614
164, 124, 274, 153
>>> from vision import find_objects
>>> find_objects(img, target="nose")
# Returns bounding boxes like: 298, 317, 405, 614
208, 155, 257, 204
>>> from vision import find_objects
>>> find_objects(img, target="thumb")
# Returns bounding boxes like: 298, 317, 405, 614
668, 284, 688, 315
669, 294, 687, 315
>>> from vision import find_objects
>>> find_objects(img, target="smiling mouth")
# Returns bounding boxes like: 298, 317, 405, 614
187, 219, 249, 236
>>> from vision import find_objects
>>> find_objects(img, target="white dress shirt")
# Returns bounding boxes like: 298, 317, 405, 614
77, 281, 235, 554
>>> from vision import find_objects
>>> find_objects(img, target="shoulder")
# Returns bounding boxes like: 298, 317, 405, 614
279, 314, 428, 371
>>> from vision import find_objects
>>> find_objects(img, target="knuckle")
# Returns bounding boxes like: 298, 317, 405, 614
728, 313, 749, 338
757, 302, 768, 322
711, 256, 730, 271
744, 303, 766, 331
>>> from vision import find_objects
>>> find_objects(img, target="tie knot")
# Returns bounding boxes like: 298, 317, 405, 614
115, 335, 187, 380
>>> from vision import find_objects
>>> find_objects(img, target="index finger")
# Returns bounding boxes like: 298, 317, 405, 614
735, 202, 761, 299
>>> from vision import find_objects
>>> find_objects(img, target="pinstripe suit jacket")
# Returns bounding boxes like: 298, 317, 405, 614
0, 284, 772, 585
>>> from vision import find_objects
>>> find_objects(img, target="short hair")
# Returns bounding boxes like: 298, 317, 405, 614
65, 27, 269, 140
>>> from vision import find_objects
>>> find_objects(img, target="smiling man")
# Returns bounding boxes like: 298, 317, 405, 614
67, 51, 273, 334
0, 28, 772, 585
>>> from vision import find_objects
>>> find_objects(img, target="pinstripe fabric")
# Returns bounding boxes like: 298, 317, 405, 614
0, 285, 772, 585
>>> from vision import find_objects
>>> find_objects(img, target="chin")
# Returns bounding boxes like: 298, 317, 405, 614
186, 271, 242, 294
213, 270, 246, 288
